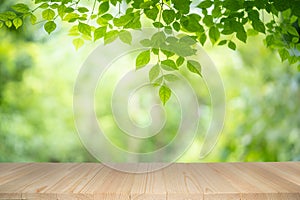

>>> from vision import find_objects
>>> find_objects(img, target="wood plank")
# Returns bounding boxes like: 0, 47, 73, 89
0, 162, 299, 199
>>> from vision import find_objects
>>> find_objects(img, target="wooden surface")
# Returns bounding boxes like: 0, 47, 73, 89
0, 162, 300, 199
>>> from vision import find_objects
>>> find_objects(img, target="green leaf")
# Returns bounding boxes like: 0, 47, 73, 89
44, 21, 56, 34
172, 21, 180, 31
153, 76, 164, 86
209, 26, 220, 44
113, 13, 134, 27
151, 31, 166, 48
218, 40, 227, 45
140, 39, 152, 47
13, 18, 22, 29
119, 30, 132, 45
159, 85, 171, 105
187, 60, 202, 76
236, 29, 247, 43
297, 64, 300, 71
98, 2, 109, 15
30, 14, 37, 25
73, 38, 84, 50
5, 20, 12, 28
252, 20, 265, 33
78, 7, 89, 13
164, 74, 178, 81
11, 3, 29, 13
161, 59, 178, 71
287, 26, 299, 37
104, 30, 119, 45
42, 9, 55, 20
278, 48, 290, 62
94, 27, 106, 41
172, 0, 191, 14
203, 15, 213, 27
162, 9, 176, 24
176, 56, 185, 66
228, 41, 236, 50
153, 22, 164, 28
78, 22, 91, 36
149, 64, 160, 82
144, 6, 159, 21
0, 21, 3, 29
197, 0, 213, 9
136, 50, 151, 69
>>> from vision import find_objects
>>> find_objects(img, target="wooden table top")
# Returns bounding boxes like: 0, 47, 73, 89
0, 162, 299, 199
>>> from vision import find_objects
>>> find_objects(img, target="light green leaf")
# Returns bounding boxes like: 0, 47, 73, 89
73, 38, 84, 50
0, 21, 3, 29
136, 50, 151, 69
5, 20, 12, 28
149, 64, 160, 82
297, 64, 300, 71
187, 60, 202, 76
164, 74, 178, 81
44, 21, 56, 34
98, 2, 109, 15
119, 30, 132, 45
94, 27, 106, 41
13, 18, 22, 29
159, 85, 172, 105
176, 56, 185, 66
287, 26, 299, 37
162, 9, 176, 24
11, 3, 29, 13
161, 59, 178, 71
42, 9, 55, 20
78, 22, 91, 36
30, 14, 37, 25
104, 30, 119, 45
209, 26, 220, 44
140, 39, 152, 47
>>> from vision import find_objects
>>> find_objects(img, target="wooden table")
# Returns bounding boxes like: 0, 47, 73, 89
0, 162, 299, 199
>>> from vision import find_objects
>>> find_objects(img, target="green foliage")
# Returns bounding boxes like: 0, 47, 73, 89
1, 0, 300, 104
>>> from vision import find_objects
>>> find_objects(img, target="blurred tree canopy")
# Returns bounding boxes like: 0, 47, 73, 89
0, 0, 299, 162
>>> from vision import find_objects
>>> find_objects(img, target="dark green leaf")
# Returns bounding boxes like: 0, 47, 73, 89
187, 60, 202, 76
287, 26, 299, 37
172, 21, 180, 31
98, 2, 109, 15
278, 48, 290, 62
44, 21, 57, 34
218, 40, 227, 45
172, 0, 191, 14
144, 6, 159, 21
236, 29, 247, 43
159, 85, 171, 105
228, 41, 236, 50
136, 50, 151, 69
197, 0, 213, 9
203, 15, 213, 27
162, 9, 176, 24
153, 22, 164, 28
252, 20, 265, 33
209, 26, 220, 44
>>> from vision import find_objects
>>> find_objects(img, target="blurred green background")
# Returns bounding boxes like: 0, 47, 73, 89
1, 0, 300, 163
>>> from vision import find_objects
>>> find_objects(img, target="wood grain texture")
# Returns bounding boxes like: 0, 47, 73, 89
0, 162, 299, 199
